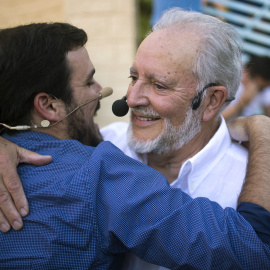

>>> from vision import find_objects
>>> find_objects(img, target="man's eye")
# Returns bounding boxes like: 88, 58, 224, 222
87, 82, 94, 86
155, 84, 165, 90
152, 82, 167, 90
128, 75, 137, 81
128, 75, 137, 86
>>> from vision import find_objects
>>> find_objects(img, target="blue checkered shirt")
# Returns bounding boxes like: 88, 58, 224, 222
1, 131, 270, 269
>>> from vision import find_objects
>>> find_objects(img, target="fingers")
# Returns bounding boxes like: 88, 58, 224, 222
0, 138, 26, 231
14, 147, 51, 216
18, 147, 52, 166
0, 152, 26, 231
228, 115, 270, 143
0, 210, 11, 232
227, 117, 249, 142
4, 168, 29, 216
0, 139, 52, 232
0, 175, 23, 232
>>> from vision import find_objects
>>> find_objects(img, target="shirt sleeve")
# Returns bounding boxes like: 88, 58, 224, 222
91, 142, 270, 269
237, 202, 270, 243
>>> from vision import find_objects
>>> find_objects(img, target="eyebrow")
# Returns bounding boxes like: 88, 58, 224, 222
86, 68, 96, 82
130, 67, 138, 74
130, 67, 177, 88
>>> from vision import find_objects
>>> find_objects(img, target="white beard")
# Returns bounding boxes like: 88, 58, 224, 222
127, 106, 202, 155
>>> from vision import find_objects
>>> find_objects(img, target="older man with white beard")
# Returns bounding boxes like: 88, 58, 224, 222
103, 7, 246, 208
0, 7, 253, 270
100, 8, 248, 270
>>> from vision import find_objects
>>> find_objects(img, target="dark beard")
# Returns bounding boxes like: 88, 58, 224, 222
66, 101, 103, 147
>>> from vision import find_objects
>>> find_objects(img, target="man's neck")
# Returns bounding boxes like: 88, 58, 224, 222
31, 114, 70, 141
28, 126, 69, 142
146, 120, 220, 184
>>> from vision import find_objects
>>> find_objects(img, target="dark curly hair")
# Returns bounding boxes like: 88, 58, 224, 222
0, 22, 87, 131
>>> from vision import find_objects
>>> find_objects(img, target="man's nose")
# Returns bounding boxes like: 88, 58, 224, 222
95, 81, 103, 93
126, 81, 150, 108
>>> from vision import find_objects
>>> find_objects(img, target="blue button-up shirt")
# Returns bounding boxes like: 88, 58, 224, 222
1, 131, 270, 269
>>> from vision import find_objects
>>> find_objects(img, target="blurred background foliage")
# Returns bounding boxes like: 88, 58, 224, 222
137, 0, 152, 46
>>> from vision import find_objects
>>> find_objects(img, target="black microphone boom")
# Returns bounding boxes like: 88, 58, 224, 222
112, 96, 129, 117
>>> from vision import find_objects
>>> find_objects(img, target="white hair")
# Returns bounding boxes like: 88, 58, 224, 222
151, 7, 243, 110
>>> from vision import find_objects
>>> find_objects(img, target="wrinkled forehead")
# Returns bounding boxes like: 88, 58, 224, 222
133, 28, 200, 86
137, 28, 201, 71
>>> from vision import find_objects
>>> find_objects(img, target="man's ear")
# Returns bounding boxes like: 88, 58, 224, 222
33, 93, 63, 122
202, 86, 227, 122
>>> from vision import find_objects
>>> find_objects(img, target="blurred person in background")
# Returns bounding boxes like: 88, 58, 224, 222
223, 55, 270, 121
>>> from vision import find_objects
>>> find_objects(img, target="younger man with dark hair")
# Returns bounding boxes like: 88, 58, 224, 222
0, 22, 270, 269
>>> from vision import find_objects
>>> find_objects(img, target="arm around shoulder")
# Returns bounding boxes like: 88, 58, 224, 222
0, 135, 52, 232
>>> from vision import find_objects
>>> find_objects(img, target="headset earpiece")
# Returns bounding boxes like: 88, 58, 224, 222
191, 95, 202, 110
0, 87, 113, 131
191, 83, 235, 110
191, 83, 219, 111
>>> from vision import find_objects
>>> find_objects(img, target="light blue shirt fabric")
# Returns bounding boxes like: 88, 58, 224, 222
1, 131, 270, 269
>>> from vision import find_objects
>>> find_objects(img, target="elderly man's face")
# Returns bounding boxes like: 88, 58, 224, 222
126, 28, 202, 154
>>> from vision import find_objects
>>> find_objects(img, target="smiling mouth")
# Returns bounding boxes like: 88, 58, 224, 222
132, 107, 161, 122
136, 115, 161, 121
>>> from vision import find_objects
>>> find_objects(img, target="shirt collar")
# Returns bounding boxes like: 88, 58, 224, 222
2, 130, 58, 143
172, 117, 232, 192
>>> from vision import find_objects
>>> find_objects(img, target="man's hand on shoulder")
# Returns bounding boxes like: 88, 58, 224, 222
0, 136, 52, 232
228, 115, 270, 211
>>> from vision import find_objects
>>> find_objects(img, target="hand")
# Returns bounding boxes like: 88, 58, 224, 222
227, 116, 249, 142
0, 137, 52, 232
227, 115, 270, 150
235, 115, 270, 211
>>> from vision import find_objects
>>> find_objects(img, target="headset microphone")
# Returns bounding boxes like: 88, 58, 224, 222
0, 87, 113, 131
111, 84, 235, 116
191, 83, 235, 110
99, 87, 113, 99
112, 96, 129, 117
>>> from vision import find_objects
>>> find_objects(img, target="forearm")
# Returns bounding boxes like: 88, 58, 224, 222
238, 115, 270, 211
